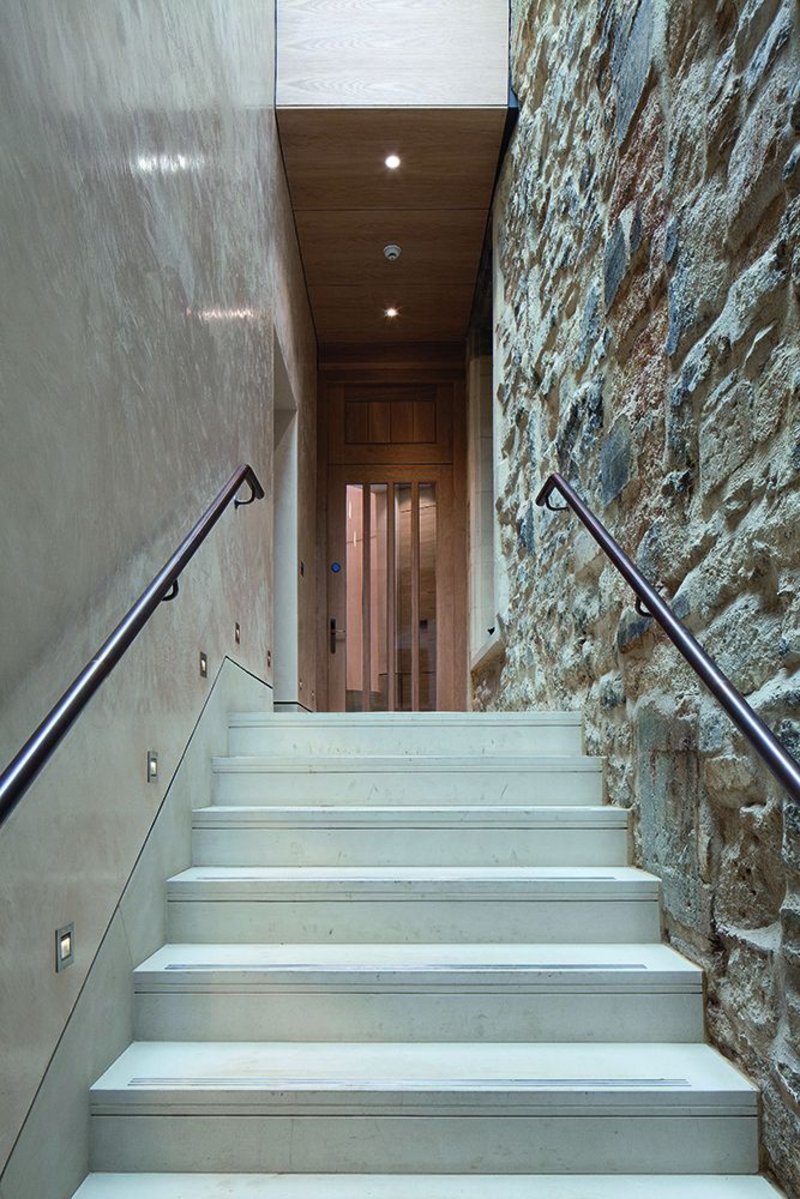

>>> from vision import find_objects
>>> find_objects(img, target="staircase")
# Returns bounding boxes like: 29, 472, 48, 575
74, 712, 779, 1196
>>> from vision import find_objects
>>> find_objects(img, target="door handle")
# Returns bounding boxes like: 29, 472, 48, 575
330, 617, 346, 654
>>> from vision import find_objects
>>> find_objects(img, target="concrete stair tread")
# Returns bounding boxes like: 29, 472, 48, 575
192, 805, 627, 827
227, 713, 584, 757
213, 755, 602, 772
90, 1041, 756, 1115
135, 941, 700, 989
229, 712, 584, 725
72, 1176, 783, 1198
167, 864, 658, 899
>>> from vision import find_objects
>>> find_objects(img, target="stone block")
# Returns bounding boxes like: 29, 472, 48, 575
726, 77, 792, 249
712, 244, 787, 357
698, 705, 726, 754
752, 342, 799, 442
714, 806, 784, 926
575, 283, 600, 369
743, 323, 780, 378
556, 378, 604, 473
604, 218, 628, 308
599, 417, 631, 505
599, 671, 626, 709
743, 9, 793, 97
782, 799, 800, 874
516, 499, 536, 554
733, 0, 785, 69
664, 216, 679, 264
616, 607, 652, 652
612, 0, 657, 145
783, 143, 800, 190
666, 256, 697, 357
778, 630, 800, 669
717, 933, 781, 1042
604, 201, 647, 310
781, 894, 800, 968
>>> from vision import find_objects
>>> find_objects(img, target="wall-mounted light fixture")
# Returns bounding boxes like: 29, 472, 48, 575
147, 750, 159, 782
55, 923, 75, 972
199, 651, 208, 678
385, 307, 399, 319
385, 154, 401, 170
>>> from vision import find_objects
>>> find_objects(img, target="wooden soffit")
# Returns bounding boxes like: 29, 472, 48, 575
276, 1, 509, 346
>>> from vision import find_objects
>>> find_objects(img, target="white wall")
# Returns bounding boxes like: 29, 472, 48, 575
0, 0, 316, 1179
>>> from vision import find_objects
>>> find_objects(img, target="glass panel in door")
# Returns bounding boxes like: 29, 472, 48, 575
345, 480, 437, 712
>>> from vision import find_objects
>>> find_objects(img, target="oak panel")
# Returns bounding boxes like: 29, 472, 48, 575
277, 108, 507, 212
320, 343, 465, 373
330, 382, 453, 466
294, 209, 488, 287
278, 0, 509, 109
309, 283, 475, 342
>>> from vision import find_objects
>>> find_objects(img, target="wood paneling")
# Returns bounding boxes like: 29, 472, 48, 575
330, 379, 453, 465
278, 109, 506, 212
345, 398, 437, 445
294, 209, 488, 286
309, 283, 476, 343
320, 342, 465, 373
277, 0, 509, 109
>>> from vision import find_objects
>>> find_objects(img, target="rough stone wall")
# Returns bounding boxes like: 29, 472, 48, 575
482, 0, 800, 1190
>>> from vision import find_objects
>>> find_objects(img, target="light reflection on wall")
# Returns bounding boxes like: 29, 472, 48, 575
185, 306, 265, 322
132, 152, 206, 175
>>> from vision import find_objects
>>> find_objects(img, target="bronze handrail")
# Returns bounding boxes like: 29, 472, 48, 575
536, 471, 800, 802
0, 464, 265, 827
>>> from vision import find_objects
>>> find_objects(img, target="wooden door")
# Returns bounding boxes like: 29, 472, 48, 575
319, 352, 466, 711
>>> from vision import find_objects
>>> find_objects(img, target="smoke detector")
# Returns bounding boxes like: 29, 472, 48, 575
383, 244, 402, 262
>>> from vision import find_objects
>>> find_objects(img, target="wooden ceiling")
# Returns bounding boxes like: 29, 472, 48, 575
276, 1, 509, 347
278, 109, 506, 345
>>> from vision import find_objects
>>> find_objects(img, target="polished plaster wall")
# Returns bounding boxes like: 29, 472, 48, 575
0, 0, 316, 1181
0, 659, 269, 1199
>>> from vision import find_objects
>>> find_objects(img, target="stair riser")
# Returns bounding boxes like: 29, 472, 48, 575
91, 1113, 758, 1174
191, 827, 629, 867
213, 770, 604, 807
167, 898, 661, 943
133, 989, 704, 1043
227, 725, 583, 758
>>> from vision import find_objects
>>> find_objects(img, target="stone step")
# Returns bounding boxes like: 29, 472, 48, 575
212, 755, 604, 806
88, 1041, 758, 1174
72, 1174, 784, 1199
166, 865, 661, 944
132, 942, 704, 1043
191, 805, 629, 867
227, 712, 584, 758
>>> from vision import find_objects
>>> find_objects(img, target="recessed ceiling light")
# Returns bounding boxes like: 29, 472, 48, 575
385, 307, 399, 319
385, 154, 401, 170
